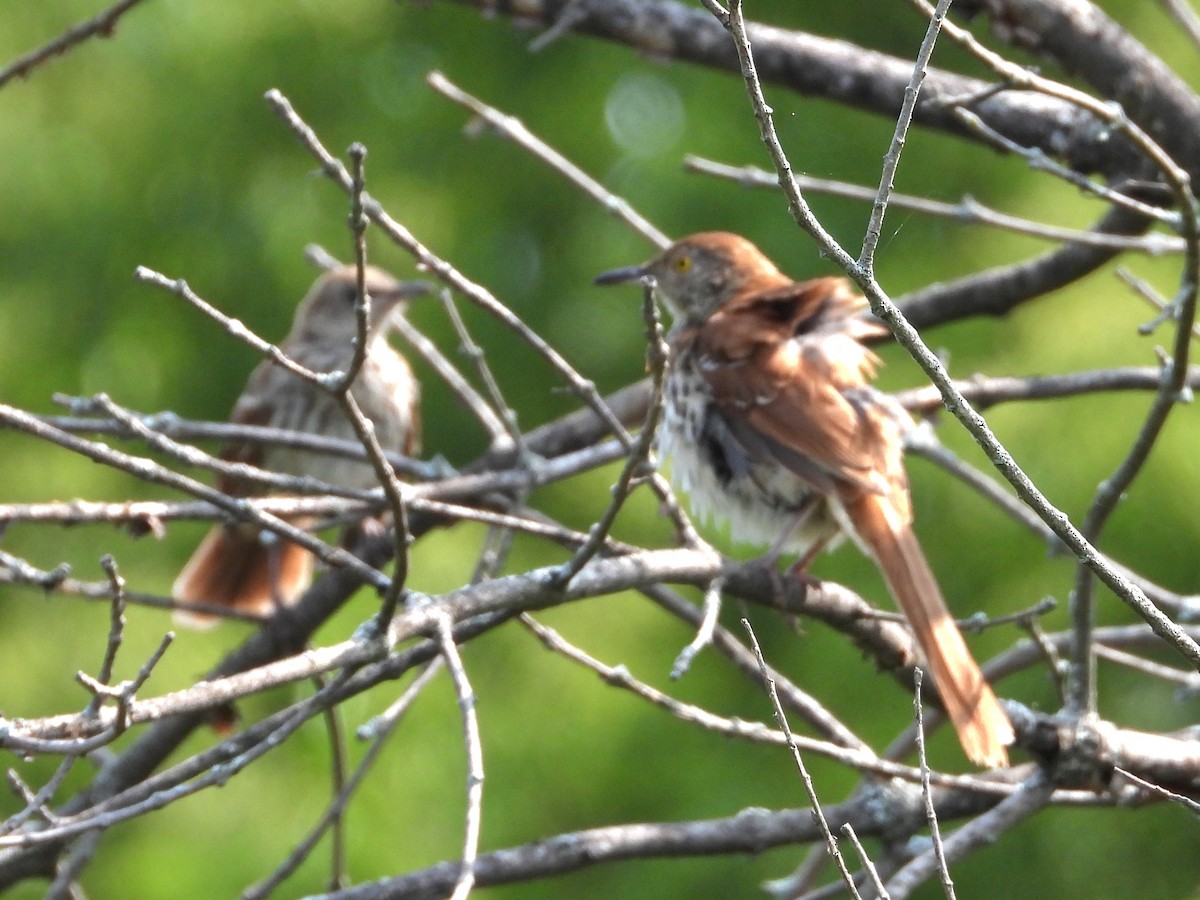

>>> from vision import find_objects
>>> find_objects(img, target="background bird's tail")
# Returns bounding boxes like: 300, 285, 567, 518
850, 494, 1013, 767
172, 522, 313, 628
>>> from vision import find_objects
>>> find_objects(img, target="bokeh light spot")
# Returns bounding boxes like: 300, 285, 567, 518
604, 73, 685, 158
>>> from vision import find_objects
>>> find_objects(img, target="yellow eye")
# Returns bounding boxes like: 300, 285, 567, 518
672, 255, 692, 273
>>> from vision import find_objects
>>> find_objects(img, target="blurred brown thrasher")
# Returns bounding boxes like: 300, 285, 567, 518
595, 232, 1013, 767
172, 265, 427, 627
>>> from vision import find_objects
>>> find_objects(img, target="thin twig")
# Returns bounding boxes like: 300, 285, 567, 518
0, 548, 71, 590
390, 314, 511, 444
859, 0, 953, 273
522, 610, 999, 791
0, 400, 390, 592
136, 268, 330, 386
436, 286, 526, 455
87, 391, 385, 507
47, 830, 101, 900
1160, 0, 1200, 50
912, 669, 956, 900
742, 619, 863, 899
314, 672, 350, 893
556, 281, 667, 582
1095, 644, 1200, 692
841, 824, 889, 900
0, 672, 359, 849
670, 576, 724, 680
0, 443, 635, 548
526, 0, 590, 52
1113, 765, 1200, 815
913, 0, 1196, 225
242, 662, 445, 900
94, 555, 128, 698
895, 366, 1200, 414
428, 71, 669, 249
1023, 615, 1069, 705
0, 0, 149, 89
683, 155, 1182, 254
342, 147, 411, 629
24, 556, 135, 894
360, 658, 446, 739
953, 108, 1177, 224
343, 143, 373, 394
1, 764, 71, 836
906, 426, 1199, 619
1118, 267, 1200, 340
640, 584, 870, 751
41, 397, 436, 480
433, 610, 484, 900
885, 771, 1053, 900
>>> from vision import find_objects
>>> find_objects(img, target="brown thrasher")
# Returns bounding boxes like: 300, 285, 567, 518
595, 231, 1013, 767
172, 265, 426, 627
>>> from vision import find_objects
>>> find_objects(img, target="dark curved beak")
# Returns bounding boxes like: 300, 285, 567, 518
593, 264, 648, 286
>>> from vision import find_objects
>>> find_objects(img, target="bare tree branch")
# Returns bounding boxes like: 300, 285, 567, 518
0, 0, 150, 89
7, 1, 1200, 894
439, 0, 1145, 177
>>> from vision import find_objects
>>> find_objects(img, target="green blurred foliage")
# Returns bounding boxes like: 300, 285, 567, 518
1, 1, 1198, 897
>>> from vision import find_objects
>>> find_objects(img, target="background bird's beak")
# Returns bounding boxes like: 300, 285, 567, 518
381, 279, 436, 301
593, 264, 648, 286
368, 279, 435, 329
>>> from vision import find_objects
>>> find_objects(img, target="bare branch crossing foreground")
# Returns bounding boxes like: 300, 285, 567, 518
1, 1, 1199, 897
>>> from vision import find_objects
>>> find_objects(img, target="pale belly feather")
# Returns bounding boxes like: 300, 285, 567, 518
658, 377, 846, 558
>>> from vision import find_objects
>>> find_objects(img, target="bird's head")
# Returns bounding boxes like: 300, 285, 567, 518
294, 265, 433, 344
594, 231, 785, 324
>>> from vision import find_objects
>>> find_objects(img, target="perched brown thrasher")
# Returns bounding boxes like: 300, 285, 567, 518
595, 232, 1013, 767
172, 265, 426, 627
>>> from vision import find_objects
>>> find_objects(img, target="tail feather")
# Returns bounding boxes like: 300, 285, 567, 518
172, 523, 313, 628
850, 495, 1013, 767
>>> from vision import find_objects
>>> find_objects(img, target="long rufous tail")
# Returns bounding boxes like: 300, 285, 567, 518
172, 523, 313, 629
849, 495, 1013, 768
